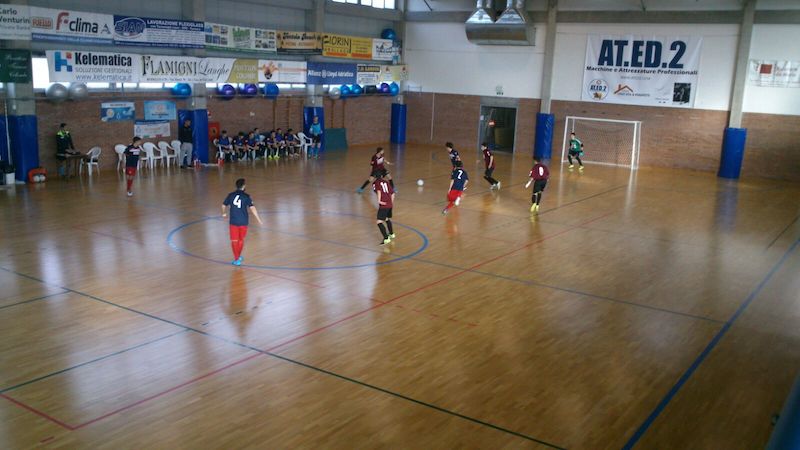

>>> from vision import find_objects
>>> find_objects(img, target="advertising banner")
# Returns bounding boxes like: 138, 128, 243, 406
134, 120, 170, 139
114, 15, 204, 48
277, 31, 322, 55
380, 65, 407, 82
144, 100, 177, 121
139, 55, 234, 83
748, 60, 800, 88
204, 22, 276, 53
582, 35, 702, 107
29, 7, 113, 44
356, 64, 381, 85
0, 49, 31, 82
47, 50, 139, 83
257, 59, 307, 83
306, 61, 356, 85
372, 38, 399, 62
101, 102, 135, 122
323, 34, 372, 60
0, 4, 31, 41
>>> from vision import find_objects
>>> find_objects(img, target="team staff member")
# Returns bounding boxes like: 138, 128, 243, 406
179, 119, 194, 167
124, 136, 143, 197
526, 157, 550, 213
373, 172, 396, 245
222, 178, 264, 266
481, 142, 500, 190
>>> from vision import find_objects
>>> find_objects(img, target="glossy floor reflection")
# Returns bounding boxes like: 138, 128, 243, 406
1, 144, 799, 449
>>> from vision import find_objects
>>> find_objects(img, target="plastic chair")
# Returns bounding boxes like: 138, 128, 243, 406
139, 143, 153, 170
159, 141, 178, 167
214, 142, 225, 163
80, 147, 101, 176
170, 140, 183, 166
114, 144, 126, 172
143, 142, 162, 169
296, 132, 313, 158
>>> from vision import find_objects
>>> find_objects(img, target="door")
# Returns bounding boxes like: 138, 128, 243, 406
479, 105, 516, 153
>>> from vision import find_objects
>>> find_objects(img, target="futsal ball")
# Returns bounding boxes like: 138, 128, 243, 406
417, 179, 424, 186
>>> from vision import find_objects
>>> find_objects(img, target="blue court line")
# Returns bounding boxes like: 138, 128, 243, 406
0, 266, 564, 448
167, 211, 429, 270
0, 290, 69, 311
0, 330, 188, 394
766, 212, 800, 250
621, 237, 800, 450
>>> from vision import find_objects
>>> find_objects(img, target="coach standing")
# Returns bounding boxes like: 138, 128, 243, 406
179, 119, 194, 168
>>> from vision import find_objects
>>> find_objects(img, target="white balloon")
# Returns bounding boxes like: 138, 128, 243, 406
328, 86, 341, 100
69, 82, 88, 99
46, 83, 69, 102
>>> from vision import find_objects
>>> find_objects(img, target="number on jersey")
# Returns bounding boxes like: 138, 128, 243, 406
233, 195, 242, 208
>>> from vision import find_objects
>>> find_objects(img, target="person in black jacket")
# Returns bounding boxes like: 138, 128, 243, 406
178, 119, 194, 168
56, 123, 79, 160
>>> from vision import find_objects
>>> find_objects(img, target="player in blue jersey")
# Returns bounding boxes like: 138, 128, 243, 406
442, 160, 469, 215
124, 136, 143, 197
222, 178, 264, 266
445, 142, 460, 169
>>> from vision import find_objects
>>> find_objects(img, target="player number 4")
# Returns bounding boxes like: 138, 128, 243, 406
233, 195, 242, 208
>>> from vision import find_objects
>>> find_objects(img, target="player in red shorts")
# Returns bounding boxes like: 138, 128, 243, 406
222, 178, 264, 266
442, 160, 469, 215
373, 172, 396, 245
124, 136, 143, 197
526, 157, 550, 213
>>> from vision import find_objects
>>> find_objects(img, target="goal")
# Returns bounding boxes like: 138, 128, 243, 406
561, 116, 642, 169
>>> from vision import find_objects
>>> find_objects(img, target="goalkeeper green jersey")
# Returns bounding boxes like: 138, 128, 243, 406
569, 138, 582, 152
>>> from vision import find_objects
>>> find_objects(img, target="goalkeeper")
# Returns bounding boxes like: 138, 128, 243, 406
567, 132, 584, 171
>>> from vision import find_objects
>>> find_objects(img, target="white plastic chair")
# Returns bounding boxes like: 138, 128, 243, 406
143, 142, 162, 169
170, 140, 183, 166
80, 146, 101, 176
213, 141, 225, 163
114, 144, 126, 172
159, 141, 178, 167
296, 132, 313, 158
139, 143, 153, 170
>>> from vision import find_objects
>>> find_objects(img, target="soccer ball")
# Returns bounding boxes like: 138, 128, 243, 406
417, 179, 424, 186
34, 174, 42, 182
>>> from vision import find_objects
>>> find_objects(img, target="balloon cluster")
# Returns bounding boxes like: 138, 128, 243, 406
329, 82, 400, 99
239, 83, 258, 97
45, 83, 89, 102
171, 83, 192, 97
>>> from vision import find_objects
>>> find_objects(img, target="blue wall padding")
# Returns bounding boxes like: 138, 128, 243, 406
534, 113, 554, 159
718, 127, 747, 179
390, 103, 407, 144
8, 115, 39, 181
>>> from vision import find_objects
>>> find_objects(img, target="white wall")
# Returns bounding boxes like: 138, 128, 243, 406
552, 23, 740, 111
743, 25, 800, 116
404, 22, 546, 98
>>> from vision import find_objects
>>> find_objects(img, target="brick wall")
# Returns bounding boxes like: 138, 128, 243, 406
404, 92, 799, 181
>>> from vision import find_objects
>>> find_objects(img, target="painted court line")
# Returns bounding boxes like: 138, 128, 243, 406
0, 270, 562, 446
766, 212, 800, 250
0, 291, 69, 311
0, 330, 189, 394
621, 237, 800, 449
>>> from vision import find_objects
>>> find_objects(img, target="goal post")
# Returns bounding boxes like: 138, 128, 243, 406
561, 116, 642, 169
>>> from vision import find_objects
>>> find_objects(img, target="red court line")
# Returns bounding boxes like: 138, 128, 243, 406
71, 352, 262, 430
267, 211, 614, 353
0, 393, 75, 430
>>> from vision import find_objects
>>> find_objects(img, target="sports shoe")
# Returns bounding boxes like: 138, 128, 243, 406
380, 238, 391, 245
232, 259, 241, 266
496, 182, 501, 190
127, 191, 133, 197
442, 208, 448, 215
356, 187, 364, 194
454, 197, 461, 206
237, 256, 244, 264
579, 166, 584, 171
530, 204, 536, 212
389, 233, 396, 240
568, 164, 574, 169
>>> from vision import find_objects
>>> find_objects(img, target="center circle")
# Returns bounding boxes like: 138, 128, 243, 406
167, 211, 429, 270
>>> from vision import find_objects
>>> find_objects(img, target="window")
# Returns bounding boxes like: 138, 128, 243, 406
32, 57, 51, 90
330, 0, 395, 9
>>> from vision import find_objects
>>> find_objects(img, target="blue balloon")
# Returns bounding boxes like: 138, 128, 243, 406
264, 83, 280, 98
218, 84, 236, 100
380, 82, 391, 94
389, 82, 400, 96
381, 28, 396, 40
339, 84, 351, 97
171, 83, 192, 97
240, 83, 258, 97
350, 84, 363, 97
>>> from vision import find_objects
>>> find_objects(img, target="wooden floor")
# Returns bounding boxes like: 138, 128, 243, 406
1, 144, 799, 449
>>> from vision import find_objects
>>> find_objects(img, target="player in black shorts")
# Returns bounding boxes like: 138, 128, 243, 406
526, 157, 550, 213
373, 172, 395, 245
357, 147, 394, 193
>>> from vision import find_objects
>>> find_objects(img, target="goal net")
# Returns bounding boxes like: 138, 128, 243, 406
561, 116, 642, 169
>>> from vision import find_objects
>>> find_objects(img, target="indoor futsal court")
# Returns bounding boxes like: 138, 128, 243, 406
1, 1, 800, 449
